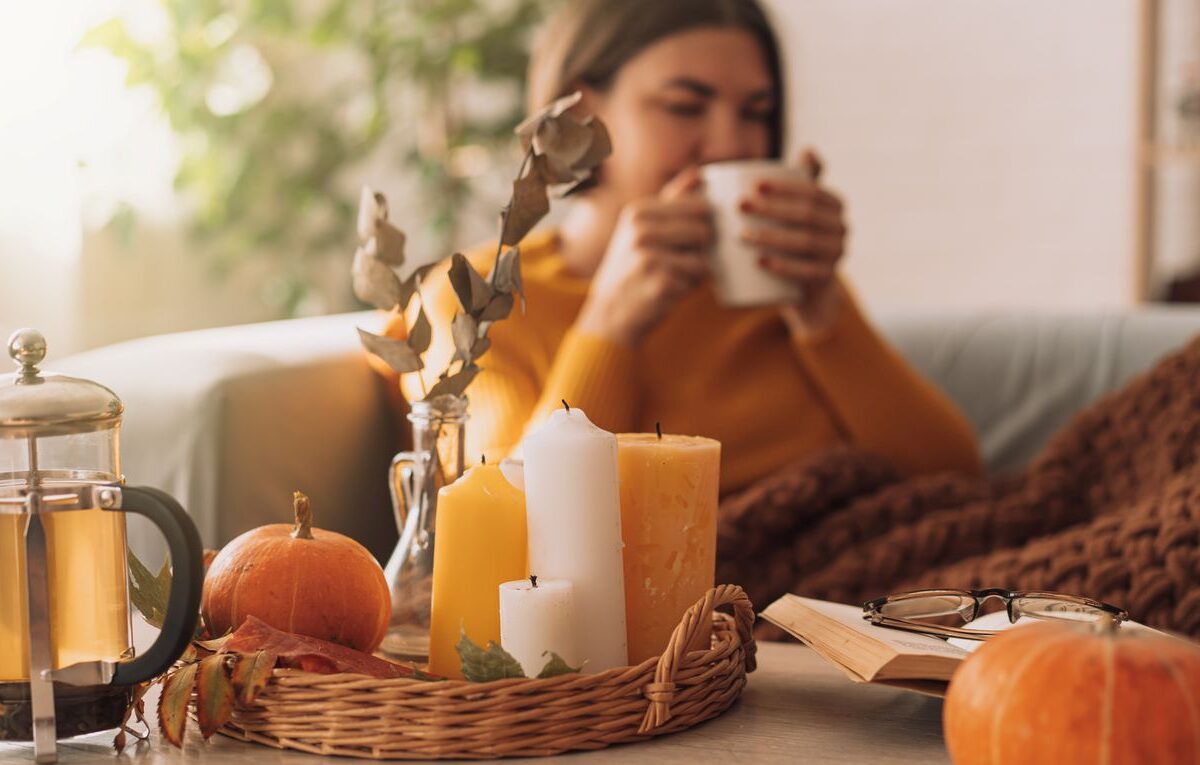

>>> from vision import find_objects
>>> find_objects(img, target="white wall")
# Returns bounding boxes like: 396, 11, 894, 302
766, 0, 1140, 311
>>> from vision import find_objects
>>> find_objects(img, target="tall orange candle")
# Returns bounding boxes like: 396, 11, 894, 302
616, 433, 720, 663
427, 463, 527, 678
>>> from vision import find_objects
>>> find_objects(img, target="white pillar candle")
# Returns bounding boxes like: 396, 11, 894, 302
499, 576, 580, 677
522, 407, 628, 672
499, 457, 524, 491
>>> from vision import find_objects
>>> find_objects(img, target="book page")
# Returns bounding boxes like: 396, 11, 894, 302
770, 595, 970, 660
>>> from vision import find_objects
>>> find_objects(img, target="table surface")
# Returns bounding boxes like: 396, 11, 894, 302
0, 641, 950, 764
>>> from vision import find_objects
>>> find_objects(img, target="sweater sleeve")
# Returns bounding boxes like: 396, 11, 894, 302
788, 282, 985, 477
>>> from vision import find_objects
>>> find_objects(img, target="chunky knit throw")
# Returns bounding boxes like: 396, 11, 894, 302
718, 337, 1200, 639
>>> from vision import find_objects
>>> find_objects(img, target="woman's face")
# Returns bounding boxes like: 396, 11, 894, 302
584, 27, 777, 204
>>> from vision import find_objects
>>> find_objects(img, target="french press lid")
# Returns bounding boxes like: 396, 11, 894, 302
0, 329, 123, 437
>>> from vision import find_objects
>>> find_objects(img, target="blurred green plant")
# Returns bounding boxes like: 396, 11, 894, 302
81, 0, 553, 316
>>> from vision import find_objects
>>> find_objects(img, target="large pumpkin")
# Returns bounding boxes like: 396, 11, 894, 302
202, 492, 390, 653
944, 620, 1200, 765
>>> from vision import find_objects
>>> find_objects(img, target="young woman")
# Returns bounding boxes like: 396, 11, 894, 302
392, 0, 982, 493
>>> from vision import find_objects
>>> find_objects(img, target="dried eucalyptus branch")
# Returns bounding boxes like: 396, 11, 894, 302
353, 91, 611, 403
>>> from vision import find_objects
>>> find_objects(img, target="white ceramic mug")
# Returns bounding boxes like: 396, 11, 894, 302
701, 159, 813, 307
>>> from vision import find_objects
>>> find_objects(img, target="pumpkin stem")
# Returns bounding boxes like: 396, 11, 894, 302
291, 491, 314, 540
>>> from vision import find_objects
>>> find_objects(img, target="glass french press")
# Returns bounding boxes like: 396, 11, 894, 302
0, 329, 203, 763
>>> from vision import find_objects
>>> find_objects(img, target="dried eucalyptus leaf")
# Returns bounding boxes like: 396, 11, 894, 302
357, 328, 423, 374
534, 115, 594, 169
479, 292, 515, 323
536, 652, 584, 679
158, 662, 197, 748
470, 336, 492, 359
352, 247, 402, 311
456, 629, 526, 682
397, 262, 435, 312
356, 186, 387, 242
493, 248, 524, 309
451, 313, 478, 362
501, 172, 550, 246
408, 307, 432, 355
448, 253, 494, 313
573, 116, 612, 172
128, 552, 170, 629
195, 653, 235, 739
372, 222, 406, 266
532, 152, 578, 186
514, 91, 583, 148
426, 364, 480, 400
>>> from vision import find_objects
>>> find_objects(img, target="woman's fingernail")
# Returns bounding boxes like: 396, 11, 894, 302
757, 181, 770, 194
739, 199, 753, 213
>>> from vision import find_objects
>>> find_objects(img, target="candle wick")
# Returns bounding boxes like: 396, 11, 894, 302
656, 421, 662, 440
561, 399, 570, 413
481, 454, 487, 465
530, 575, 538, 588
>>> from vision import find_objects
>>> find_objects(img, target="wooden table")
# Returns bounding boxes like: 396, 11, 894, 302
0, 642, 949, 764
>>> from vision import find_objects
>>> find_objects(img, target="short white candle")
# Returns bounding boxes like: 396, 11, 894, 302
499, 576, 580, 677
522, 406, 628, 672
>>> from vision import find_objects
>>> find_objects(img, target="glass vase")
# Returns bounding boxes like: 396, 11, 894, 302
378, 395, 467, 664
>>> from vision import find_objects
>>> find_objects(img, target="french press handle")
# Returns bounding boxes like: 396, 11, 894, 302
104, 485, 203, 686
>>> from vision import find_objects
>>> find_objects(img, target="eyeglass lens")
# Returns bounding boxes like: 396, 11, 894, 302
1011, 596, 1110, 623
877, 594, 975, 622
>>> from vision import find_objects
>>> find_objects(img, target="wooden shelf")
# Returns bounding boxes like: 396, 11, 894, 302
1141, 142, 1200, 164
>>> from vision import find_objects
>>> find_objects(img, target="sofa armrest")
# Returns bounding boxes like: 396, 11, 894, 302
54, 312, 401, 563
876, 307, 1200, 473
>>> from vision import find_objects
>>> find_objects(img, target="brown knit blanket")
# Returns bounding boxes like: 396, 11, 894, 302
717, 336, 1200, 639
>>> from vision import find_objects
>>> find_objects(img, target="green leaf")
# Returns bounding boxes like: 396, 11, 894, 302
128, 551, 170, 629
536, 652, 583, 679
448, 252, 493, 313
357, 328, 423, 374
456, 629, 526, 682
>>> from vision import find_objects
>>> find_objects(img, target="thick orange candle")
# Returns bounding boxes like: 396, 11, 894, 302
616, 433, 720, 663
427, 464, 527, 679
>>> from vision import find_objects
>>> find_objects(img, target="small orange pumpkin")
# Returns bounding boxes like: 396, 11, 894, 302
944, 620, 1200, 765
202, 491, 390, 653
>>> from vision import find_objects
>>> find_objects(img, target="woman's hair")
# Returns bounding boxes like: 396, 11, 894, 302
527, 0, 786, 157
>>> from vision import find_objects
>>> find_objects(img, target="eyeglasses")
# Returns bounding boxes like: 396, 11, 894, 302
862, 588, 1128, 640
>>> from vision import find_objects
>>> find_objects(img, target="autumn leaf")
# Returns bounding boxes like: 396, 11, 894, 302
536, 652, 584, 679
532, 115, 594, 170
356, 186, 387, 241
230, 650, 277, 706
158, 662, 197, 748
351, 247, 402, 311
514, 91, 583, 150
195, 653, 235, 739
456, 629, 526, 682
112, 681, 151, 754
357, 328, 423, 374
573, 116, 612, 173
128, 551, 170, 630
448, 252, 493, 313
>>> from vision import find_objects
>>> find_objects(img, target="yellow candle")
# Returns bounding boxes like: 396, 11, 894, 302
617, 433, 720, 664
427, 464, 527, 679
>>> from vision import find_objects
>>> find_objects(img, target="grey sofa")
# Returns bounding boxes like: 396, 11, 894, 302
54, 308, 1200, 564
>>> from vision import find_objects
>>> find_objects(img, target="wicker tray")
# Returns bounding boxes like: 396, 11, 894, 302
212, 584, 756, 759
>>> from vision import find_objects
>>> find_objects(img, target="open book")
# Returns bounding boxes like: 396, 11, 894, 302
760, 593, 969, 697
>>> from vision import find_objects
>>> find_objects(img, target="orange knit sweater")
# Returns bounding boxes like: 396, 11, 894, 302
385, 229, 982, 493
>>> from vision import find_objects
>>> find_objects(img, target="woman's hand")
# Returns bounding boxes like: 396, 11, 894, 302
575, 167, 712, 347
740, 149, 849, 338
